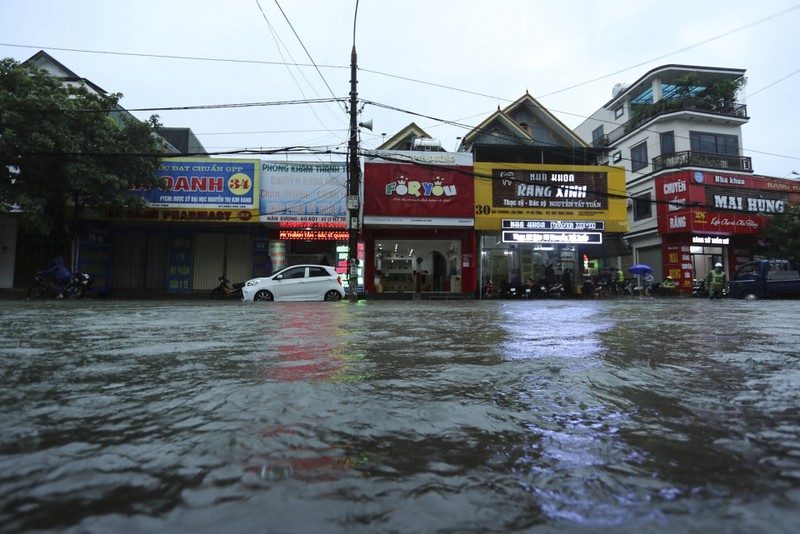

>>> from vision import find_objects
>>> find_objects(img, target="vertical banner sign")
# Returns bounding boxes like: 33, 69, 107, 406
269, 241, 287, 272
77, 227, 112, 293
664, 244, 693, 290
253, 239, 270, 277
167, 234, 192, 293
336, 242, 364, 293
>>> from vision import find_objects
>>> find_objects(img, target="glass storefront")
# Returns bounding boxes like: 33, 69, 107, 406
478, 232, 578, 296
690, 245, 724, 283
374, 239, 462, 294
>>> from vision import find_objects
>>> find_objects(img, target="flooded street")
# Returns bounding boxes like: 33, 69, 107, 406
1, 298, 799, 533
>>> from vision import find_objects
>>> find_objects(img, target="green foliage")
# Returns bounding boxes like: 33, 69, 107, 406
759, 203, 800, 261
0, 57, 164, 252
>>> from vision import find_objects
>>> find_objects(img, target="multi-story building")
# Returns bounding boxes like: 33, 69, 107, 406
362, 94, 629, 298
574, 64, 800, 291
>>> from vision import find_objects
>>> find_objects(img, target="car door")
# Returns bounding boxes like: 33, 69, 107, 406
305, 266, 331, 300
272, 266, 307, 300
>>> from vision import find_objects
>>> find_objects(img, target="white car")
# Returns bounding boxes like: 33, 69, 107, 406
241, 264, 345, 302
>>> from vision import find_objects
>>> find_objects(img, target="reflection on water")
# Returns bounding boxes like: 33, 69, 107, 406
0, 298, 798, 532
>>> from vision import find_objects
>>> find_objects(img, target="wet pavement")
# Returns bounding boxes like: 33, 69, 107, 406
1, 297, 799, 533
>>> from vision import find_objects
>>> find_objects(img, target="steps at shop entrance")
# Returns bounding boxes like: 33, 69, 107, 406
427, 292, 469, 300
373, 291, 471, 301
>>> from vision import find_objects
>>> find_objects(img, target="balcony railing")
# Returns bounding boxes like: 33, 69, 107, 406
593, 97, 748, 148
652, 150, 752, 172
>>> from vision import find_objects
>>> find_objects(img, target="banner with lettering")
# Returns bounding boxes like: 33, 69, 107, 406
129, 158, 259, 209
656, 171, 800, 235
473, 163, 628, 231
363, 161, 474, 218
259, 161, 347, 223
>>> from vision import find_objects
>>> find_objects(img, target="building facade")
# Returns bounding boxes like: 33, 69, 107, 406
460, 94, 629, 296
574, 64, 777, 288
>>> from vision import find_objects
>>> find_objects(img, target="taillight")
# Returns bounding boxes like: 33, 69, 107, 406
337, 276, 343, 286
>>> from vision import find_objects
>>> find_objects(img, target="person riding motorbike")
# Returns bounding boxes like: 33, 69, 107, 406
39, 257, 72, 299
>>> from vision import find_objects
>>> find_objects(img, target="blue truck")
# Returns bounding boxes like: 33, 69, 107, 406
728, 259, 800, 300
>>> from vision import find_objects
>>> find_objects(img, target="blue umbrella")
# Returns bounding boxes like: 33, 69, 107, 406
628, 264, 653, 275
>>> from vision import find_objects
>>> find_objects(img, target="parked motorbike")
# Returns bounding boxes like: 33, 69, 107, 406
692, 279, 708, 298
211, 275, 244, 300
481, 279, 494, 299
28, 271, 95, 300
544, 282, 566, 298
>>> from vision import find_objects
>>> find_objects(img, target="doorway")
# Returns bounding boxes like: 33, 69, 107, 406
432, 251, 447, 291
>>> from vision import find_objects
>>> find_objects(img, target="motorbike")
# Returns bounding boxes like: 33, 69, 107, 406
692, 279, 708, 298
481, 279, 494, 299
211, 275, 244, 300
544, 282, 566, 298
28, 271, 95, 299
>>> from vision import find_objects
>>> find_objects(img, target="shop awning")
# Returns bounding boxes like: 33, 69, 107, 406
580, 234, 629, 258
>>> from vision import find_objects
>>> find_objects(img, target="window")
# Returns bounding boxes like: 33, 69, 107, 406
633, 193, 652, 221
308, 267, 329, 278
690, 131, 739, 156
660, 131, 675, 155
592, 125, 604, 142
282, 267, 306, 279
612, 151, 622, 163
614, 106, 624, 119
631, 142, 648, 172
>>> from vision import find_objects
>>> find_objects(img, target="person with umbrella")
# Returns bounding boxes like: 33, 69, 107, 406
628, 264, 654, 298
643, 271, 655, 297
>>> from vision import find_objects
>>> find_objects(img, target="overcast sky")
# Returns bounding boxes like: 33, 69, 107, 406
1, 0, 799, 178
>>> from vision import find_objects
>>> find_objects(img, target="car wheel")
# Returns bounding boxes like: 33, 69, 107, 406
254, 290, 274, 302
743, 292, 758, 301
324, 290, 342, 302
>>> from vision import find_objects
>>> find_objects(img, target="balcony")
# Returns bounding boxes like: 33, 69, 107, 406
652, 150, 752, 172
594, 97, 748, 148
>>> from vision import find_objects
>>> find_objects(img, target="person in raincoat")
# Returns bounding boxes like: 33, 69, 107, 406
39, 257, 72, 299
659, 275, 678, 296
705, 262, 727, 299
614, 267, 625, 294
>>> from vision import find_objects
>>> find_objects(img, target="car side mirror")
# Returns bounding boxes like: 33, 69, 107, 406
275, 274, 284, 280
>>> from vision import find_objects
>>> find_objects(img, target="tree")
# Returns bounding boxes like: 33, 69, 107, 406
0, 57, 165, 255
759, 203, 800, 261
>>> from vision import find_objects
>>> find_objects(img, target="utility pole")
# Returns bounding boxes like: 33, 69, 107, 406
346, 43, 360, 302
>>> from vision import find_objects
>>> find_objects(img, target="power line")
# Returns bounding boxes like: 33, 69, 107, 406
9, 98, 346, 114
4, 2, 798, 167
0, 42, 345, 70
254, 0, 346, 128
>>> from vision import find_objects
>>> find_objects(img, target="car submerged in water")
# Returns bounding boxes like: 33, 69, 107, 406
728, 259, 800, 300
241, 264, 345, 302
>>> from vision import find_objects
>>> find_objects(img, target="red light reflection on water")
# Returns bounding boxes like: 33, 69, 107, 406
256, 304, 364, 382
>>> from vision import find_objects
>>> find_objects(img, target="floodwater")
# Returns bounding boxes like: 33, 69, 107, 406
1, 297, 799, 533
